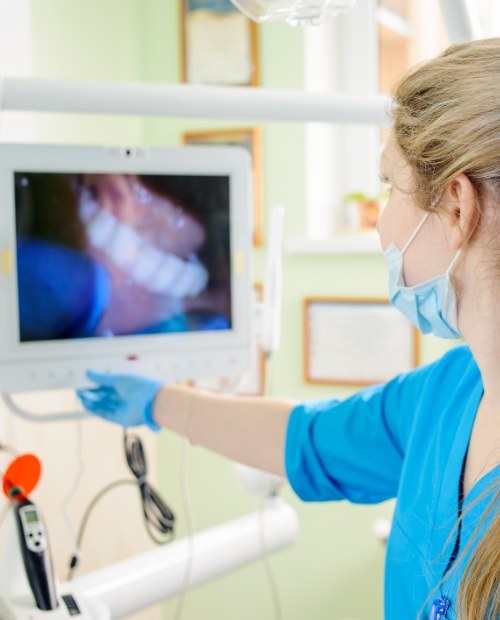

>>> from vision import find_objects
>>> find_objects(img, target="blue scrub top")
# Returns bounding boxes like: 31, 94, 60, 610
285, 344, 499, 619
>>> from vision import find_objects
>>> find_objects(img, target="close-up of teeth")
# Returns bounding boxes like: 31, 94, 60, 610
85, 209, 117, 249
81, 202, 209, 299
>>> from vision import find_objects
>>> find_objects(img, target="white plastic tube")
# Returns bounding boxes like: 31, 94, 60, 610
0, 76, 391, 125
68, 499, 298, 618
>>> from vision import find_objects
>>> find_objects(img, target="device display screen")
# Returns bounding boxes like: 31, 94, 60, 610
14, 172, 232, 342
24, 509, 39, 524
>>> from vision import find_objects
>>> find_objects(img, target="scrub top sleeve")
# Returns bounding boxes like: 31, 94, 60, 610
285, 366, 432, 504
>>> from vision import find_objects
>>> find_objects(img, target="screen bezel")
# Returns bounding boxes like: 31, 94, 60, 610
0, 143, 253, 393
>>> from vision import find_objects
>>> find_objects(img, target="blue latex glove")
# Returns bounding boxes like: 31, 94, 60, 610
76, 370, 164, 431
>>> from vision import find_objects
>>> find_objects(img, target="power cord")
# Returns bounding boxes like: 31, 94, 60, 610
172, 389, 197, 620
0, 502, 11, 531
123, 430, 176, 544
61, 417, 86, 571
259, 495, 283, 620
67, 429, 175, 580
260, 351, 284, 620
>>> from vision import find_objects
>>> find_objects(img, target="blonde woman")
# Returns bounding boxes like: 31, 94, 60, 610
78, 39, 500, 620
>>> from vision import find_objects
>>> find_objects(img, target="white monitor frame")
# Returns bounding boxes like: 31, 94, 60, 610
0, 143, 253, 393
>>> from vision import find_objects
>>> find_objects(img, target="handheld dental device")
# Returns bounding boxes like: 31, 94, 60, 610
13, 496, 59, 611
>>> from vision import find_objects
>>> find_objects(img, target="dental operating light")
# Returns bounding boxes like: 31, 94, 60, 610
230, 0, 357, 26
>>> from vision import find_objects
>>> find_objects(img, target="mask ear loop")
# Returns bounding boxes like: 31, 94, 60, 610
401, 208, 463, 275
445, 247, 462, 276
400, 212, 430, 256
428, 192, 463, 277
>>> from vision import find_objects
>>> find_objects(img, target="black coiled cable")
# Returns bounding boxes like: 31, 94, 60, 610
67, 429, 175, 580
123, 430, 175, 544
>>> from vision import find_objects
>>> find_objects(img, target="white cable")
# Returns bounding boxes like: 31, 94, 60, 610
172, 377, 246, 620
0, 502, 11, 531
259, 497, 283, 620
172, 392, 197, 620
60, 415, 86, 569
223, 364, 283, 620
259, 342, 283, 620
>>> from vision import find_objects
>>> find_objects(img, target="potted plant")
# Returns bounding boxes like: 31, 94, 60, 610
344, 191, 389, 230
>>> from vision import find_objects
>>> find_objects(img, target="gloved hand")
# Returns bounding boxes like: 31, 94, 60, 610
76, 370, 164, 431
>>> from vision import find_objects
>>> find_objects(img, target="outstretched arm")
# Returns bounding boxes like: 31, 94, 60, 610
155, 384, 296, 477
77, 371, 296, 477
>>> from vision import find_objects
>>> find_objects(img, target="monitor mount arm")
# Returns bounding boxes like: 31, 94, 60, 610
0, 392, 89, 423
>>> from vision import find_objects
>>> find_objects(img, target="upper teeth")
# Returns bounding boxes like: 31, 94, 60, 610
80, 202, 209, 298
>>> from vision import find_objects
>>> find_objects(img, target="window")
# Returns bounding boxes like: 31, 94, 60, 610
296, 0, 497, 253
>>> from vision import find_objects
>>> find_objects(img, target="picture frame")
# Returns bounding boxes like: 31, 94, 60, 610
183, 127, 264, 246
179, 0, 260, 86
304, 297, 419, 386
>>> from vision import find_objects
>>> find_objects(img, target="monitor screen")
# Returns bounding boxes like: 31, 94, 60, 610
0, 144, 252, 393
15, 171, 231, 341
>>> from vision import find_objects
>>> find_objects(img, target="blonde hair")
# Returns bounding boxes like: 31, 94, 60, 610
392, 38, 500, 620
456, 484, 500, 619
392, 38, 500, 213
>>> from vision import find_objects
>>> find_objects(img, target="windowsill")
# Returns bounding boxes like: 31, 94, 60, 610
286, 233, 382, 255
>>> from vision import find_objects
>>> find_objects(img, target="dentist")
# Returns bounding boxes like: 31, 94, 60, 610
78, 39, 500, 620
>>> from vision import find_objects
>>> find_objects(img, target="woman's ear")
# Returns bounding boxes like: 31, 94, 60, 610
441, 174, 479, 250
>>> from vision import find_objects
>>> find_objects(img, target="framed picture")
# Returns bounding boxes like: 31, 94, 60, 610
193, 283, 266, 395
183, 127, 264, 246
179, 0, 260, 86
304, 297, 419, 386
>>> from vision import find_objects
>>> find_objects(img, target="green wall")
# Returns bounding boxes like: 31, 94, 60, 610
28, 2, 455, 618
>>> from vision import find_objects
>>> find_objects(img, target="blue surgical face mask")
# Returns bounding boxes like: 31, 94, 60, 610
384, 213, 462, 339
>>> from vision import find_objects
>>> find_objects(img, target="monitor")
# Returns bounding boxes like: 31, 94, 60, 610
0, 143, 253, 393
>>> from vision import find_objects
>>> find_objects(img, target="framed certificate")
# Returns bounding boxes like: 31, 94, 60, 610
304, 297, 419, 386
179, 0, 260, 86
